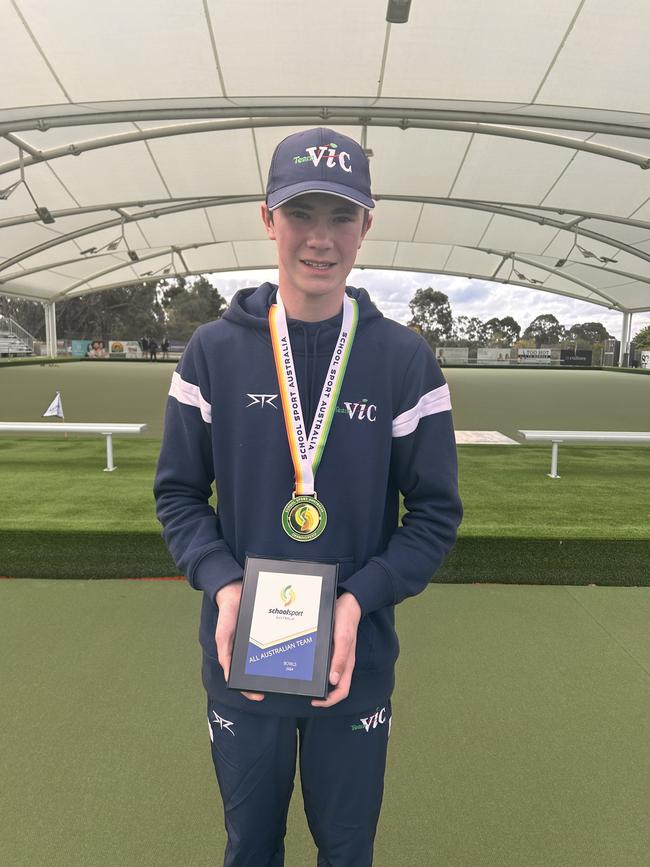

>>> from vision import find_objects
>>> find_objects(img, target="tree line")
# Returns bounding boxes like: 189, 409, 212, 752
407, 287, 625, 349
0, 276, 226, 345
2, 279, 650, 349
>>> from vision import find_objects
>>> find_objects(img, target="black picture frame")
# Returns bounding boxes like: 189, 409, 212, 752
228, 556, 338, 698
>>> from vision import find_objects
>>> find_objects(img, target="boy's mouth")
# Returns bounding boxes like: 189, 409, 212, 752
301, 260, 335, 270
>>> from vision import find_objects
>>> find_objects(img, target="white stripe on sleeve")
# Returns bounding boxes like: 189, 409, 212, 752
169, 371, 212, 424
392, 383, 451, 438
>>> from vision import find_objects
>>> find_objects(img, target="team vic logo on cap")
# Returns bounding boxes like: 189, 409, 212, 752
293, 142, 352, 173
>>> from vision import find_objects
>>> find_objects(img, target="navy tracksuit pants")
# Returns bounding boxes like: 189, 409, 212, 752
207, 698, 392, 867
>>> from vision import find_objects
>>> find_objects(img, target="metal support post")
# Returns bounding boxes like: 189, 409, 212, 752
50, 300, 57, 357
627, 312, 634, 365
43, 301, 58, 358
619, 311, 630, 367
42, 302, 49, 357
548, 441, 561, 478
103, 433, 116, 472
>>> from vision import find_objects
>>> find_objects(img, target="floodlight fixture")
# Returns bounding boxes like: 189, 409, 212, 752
104, 217, 141, 261
13, 147, 56, 224
507, 257, 545, 286
80, 247, 98, 256
386, 0, 412, 23
576, 242, 617, 265
142, 256, 176, 280
35, 206, 55, 224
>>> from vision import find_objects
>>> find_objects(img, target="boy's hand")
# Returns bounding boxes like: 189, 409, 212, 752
215, 581, 264, 702
311, 592, 362, 709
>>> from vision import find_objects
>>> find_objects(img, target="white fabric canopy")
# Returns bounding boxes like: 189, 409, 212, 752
1, 0, 650, 319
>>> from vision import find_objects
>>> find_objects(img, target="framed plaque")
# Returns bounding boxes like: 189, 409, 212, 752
228, 556, 338, 698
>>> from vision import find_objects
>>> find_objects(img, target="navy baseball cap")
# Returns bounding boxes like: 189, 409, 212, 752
266, 127, 374, 211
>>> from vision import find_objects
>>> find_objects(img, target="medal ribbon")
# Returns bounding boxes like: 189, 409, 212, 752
269, 291, 358, 497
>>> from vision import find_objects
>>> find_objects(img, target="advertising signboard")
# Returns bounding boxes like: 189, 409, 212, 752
517, 346, 560, 364
71, 339, 107, 358
477, 348, 512, 364
109, 340, 143, 359
435, 347, 469, 365
560, 349, 593, 366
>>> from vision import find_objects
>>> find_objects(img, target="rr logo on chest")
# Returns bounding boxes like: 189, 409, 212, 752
246, 393, 278, 409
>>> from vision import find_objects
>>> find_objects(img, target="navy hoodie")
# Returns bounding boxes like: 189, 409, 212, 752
154, 283, 462, 717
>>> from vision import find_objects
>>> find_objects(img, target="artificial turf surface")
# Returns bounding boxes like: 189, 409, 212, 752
1, 363, 649, 583
2, 579, 649, 866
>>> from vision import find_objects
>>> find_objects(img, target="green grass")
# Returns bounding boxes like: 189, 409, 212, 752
458, 444, 650, 539
0, 438, 160, 532
0, 436, 648, 582
1, 363, 649, 582
1, 438, 647, 539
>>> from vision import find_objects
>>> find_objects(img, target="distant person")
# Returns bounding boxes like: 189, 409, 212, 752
161, 338, 170, 360
141, 336, 149, 357
148, 339, 158, 361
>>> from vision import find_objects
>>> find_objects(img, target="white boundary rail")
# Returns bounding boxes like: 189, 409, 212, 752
0, 422, 147, 471
518, 430, 650, 478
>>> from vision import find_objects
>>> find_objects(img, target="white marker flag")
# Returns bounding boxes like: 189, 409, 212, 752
42, 391, 64, 419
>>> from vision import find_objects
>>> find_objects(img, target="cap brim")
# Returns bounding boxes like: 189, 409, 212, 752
267, 180, 375, 211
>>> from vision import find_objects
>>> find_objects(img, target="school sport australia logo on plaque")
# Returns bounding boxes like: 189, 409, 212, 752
280, 584, 296, 607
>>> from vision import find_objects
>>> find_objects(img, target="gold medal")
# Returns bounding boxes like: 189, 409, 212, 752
282, 495, 327, 542
270, 291, 358, 544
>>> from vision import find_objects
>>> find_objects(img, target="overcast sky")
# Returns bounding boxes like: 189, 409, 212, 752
209, 269, 650, 340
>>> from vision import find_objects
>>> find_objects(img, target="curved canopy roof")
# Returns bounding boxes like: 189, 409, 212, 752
2, 0, 650, 315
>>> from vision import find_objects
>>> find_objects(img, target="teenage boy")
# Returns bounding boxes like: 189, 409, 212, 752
154, 127, 462, 867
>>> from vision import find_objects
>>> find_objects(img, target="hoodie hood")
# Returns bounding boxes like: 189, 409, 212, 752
223, 282, 383, 336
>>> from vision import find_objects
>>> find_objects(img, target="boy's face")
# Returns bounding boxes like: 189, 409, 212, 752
261, 193, 372, 306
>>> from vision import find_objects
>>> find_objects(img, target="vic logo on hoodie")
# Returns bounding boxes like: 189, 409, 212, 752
338, 399, 377, 422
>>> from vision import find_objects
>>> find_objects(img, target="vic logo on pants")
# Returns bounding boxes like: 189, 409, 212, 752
351, 707, 388, 733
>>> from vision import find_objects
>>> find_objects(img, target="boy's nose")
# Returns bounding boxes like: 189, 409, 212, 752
306, 220, 333, 247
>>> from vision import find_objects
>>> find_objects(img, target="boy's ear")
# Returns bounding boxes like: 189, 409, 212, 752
261, 204, 276, 240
